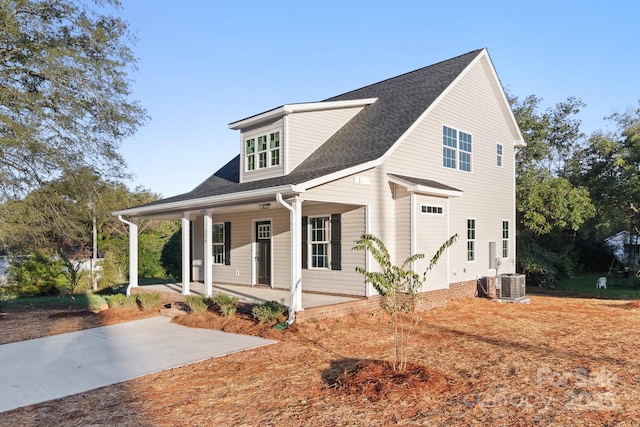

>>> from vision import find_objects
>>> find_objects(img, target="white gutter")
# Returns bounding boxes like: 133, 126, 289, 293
117, 215, 138, 296
229, 98, 378, 130
113, 184, 295, 217
276, 193, 302, 325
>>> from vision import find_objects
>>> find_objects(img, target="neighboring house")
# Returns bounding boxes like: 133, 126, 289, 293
605, 231, 640, 268
114, 48, 524, 318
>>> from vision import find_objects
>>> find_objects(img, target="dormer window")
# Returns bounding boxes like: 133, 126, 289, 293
245, 131, 281, 171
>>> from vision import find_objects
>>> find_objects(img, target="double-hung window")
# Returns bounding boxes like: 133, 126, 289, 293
257, 136, 268, 168
309, 216, 329, 268
496, 144, 503, 167
245, 131, 281, 171
245, 138, 255, 171
443, 126, 472, 172
269, 132, 280, 166
502, 221, 509, 258
212, 223, 225, 264
467, 219, 476, 262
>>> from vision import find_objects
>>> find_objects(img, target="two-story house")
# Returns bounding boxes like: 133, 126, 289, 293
114, 48, 524, 321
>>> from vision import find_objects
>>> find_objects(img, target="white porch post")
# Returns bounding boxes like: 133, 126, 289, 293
117, 216, 138, 296
181, 213, 191, 295
202, 210, 213, 297
275, 193, 303, 324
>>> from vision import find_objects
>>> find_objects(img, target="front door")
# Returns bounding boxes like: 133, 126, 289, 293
255, 221, 271, 286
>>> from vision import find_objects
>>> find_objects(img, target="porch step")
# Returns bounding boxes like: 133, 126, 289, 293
159, 303, 189, 318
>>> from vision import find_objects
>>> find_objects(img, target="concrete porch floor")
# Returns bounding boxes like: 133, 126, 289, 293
136, 282, 360, 309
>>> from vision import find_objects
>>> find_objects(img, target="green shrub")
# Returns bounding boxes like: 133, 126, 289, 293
185, 295, 209, 313
0, 287, 17, 312
251, 300, 286, 323
8, 252, 67, 295
135, 292, 162, 310
87, 293, 108, 311
106, 293, 137, 308
212, 292, 239, 317
98, 251, 124, 290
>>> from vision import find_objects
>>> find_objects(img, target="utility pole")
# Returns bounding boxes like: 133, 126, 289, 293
90, 202, 98, 291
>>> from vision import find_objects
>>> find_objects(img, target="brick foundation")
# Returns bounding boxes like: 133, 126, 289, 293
294, 279, 481, 322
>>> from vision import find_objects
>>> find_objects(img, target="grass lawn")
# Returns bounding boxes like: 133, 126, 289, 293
556, 273, 640, 299
1, 293, 108, 312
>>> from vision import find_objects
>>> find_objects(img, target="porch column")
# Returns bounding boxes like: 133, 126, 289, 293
202, 210, 213, 297
181, 213, 190, 295
117, 216, 138, 296
290, 197, 303, 313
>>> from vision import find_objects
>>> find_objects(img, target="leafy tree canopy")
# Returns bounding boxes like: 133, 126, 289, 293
0, 0, 147, 198
566, 103, 640, 238
0, 167, 157, 256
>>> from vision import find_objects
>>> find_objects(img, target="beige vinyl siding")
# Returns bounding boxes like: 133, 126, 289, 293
303, 168, 397, 265
287, 107, 364, 172
192, 215, 204, 281
383, 53, 517, 284
393, 184, 411, 264
190, 208, 291, 287
270, 210, 291, 290
301, 204, 367, 296
414, 195, 448, 291
240, 118, 285, 183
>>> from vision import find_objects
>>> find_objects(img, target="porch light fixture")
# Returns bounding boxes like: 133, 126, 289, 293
259, 203, 271, 210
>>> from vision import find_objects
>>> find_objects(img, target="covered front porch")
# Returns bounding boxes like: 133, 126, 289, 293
114, 188, 371, 324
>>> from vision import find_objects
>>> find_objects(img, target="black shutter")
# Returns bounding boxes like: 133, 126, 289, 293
330, 213, 341, 270
302, 216, 308, 269
224, 221, 231, 265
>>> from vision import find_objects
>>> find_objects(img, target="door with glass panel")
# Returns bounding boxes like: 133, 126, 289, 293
255, 221, 271, 286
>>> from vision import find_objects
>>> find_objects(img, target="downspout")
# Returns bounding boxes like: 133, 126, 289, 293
276, 193, 301, 325
117, 215, 138, 296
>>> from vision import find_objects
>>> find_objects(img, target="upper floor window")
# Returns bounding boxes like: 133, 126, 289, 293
245, 131, 281, 171
496, 143, 503, 167
443, 126, 472, 172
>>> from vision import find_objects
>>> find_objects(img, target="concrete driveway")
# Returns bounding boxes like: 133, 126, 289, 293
0, 316, 276, 413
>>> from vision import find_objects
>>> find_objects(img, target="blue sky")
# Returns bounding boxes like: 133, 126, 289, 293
117, 0, 639, 197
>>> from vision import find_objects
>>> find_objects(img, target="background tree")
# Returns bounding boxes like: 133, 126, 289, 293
0, 170, 169, 294
566, 103, 640, 268
0, 0, 147, 199
509, 94, 597, 285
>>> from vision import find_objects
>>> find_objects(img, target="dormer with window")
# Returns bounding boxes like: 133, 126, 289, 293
229, 98, 377, 183
241, 123, 285, 181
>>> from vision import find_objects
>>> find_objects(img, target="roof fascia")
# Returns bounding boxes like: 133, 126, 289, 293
388, 175, 463, 198
228, 98, 378, 130
113, 184, 297, 218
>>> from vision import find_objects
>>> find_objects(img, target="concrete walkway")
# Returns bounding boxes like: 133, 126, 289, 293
0, 316, 276, 413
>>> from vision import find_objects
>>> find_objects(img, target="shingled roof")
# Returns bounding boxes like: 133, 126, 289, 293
141, 49, 484, 207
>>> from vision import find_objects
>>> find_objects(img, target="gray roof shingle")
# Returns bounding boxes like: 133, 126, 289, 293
142, 49, 483, 208
388, 174, 462, 193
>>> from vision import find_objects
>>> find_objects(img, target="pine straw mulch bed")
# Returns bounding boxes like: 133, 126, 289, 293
2, 295, 640, 426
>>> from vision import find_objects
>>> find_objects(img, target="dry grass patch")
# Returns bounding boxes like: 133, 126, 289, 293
2, 295, 640, 425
